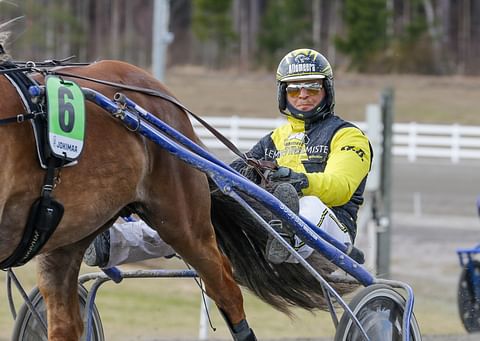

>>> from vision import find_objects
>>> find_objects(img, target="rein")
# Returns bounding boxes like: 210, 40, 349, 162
0, 63, 276, 177
47, 69, 276, 177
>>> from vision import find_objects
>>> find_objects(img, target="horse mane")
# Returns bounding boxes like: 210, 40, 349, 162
209, 180, 358, 316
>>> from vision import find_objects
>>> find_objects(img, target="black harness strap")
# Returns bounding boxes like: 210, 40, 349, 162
0, 62, 55, 168
0, 112, 36, 125
0, 66, 34, 74
0, 158, 64, 269
0, 62, 40, 125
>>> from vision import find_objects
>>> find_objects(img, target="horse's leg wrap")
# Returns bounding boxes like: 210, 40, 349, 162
218, 308, 257, 341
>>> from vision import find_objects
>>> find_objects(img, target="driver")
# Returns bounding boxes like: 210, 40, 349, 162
83, 48, 372, 267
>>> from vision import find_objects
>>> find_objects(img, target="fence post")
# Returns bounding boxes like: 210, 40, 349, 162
408, 122, 417, 162
152, 0, 173, 82
365, 104, 382, 192
451, 124, 460, 163
230, 115, 239, 146
364, 104, 382, 272
198, 290, 212, 340
377, 87, 394, 279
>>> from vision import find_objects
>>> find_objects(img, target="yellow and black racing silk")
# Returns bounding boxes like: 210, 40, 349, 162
243, 114, 372, 240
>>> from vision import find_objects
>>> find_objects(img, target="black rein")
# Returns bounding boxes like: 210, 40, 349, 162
0, 64, 275, 177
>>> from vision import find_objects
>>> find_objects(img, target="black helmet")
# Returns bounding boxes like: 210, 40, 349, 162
276, 48, 335, 121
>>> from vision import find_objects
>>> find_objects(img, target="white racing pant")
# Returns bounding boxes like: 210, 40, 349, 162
107, 196, 351, 267
286, 196, 352, 263
106, 221, 175, 268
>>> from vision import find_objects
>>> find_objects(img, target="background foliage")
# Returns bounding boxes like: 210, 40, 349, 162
335, 0, 389, 72
0, 0, 479, 75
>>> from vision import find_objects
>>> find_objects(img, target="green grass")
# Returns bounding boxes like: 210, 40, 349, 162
0, 258, 472, 340
0, 260, 337, 340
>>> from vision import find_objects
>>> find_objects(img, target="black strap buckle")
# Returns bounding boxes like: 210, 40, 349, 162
16, 114, 25, 123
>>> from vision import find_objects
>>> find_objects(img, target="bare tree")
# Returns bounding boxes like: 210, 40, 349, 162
110, 0, 122, 59
312, 0, 322, 51
421, 0, 442, 73
312, 0, 335, 60
437, 0, 452, 70
457, 0, 471, 74
238, 0, 249, 69
249, 0, 260, 61
469, 0, 480, 74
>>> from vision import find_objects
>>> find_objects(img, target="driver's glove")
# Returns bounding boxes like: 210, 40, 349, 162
270, 167, 309, 193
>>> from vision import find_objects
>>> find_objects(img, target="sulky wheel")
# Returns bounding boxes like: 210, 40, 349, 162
11, 284, 104, 341
458, 260, 480, 333
334, 284, 422, 341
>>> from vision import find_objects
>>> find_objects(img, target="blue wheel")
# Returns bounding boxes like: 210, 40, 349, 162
334, 284, 422, 341
458, 260, 480, 333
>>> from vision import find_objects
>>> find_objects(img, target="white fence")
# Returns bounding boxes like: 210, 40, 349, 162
191, 116, 480, 163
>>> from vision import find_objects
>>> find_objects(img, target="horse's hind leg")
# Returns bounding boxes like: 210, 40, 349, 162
144, 187, 256, 339
171, 225, 256, 340
36, 241, 89, 341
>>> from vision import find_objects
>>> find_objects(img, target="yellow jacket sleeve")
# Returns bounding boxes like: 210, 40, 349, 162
302, 127, 371, 206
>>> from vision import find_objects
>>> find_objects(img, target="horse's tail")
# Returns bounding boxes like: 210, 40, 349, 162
210, 182, 359, 315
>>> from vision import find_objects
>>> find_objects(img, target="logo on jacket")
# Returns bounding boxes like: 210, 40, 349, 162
341, 145, 366, 161
281, 133, 306, 156
288, 132, 309, 145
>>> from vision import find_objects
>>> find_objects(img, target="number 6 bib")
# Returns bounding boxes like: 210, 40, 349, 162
46, 76, 86, 161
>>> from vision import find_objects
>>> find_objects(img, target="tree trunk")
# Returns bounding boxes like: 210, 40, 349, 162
239, 0, 249, 69
312, 0, 322, 51
457, 0, 470, 74
469, 0, 480, 74
94, 0, 104, 59
45, 0, 54, 57
77, 0, 89, 61
124, 0, 134, 63
331, 0, 343, 65
386, 0, 394, 38
61, 0, 71, 59
249, 0, 260, 62
421, 0, 442, 73
437, 0, 452, 70
110, 0, 121, 59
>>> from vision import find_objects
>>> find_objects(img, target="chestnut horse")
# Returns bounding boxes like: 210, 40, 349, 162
0, 59, 257, 340
0, 57, 357, 340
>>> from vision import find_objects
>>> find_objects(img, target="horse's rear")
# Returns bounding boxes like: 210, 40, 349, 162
0, 60, 249, 340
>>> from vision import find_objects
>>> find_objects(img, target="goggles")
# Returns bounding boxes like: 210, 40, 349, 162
286, 82, 323, 97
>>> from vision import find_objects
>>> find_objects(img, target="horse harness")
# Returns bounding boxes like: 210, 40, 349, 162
0, 62, 66, 269
0, 60, 275, 269
1, 61, 276, 173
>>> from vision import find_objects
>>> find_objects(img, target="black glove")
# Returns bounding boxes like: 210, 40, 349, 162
270, 167, 309, 193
